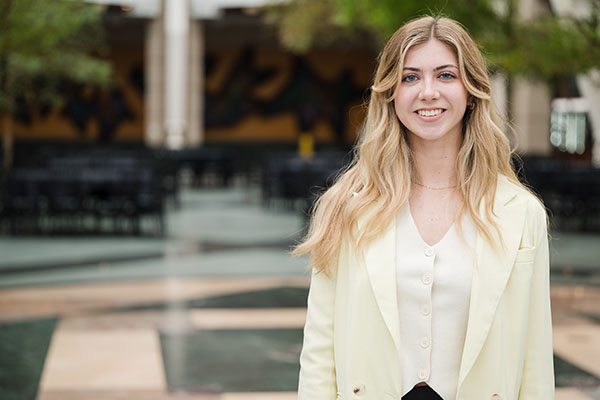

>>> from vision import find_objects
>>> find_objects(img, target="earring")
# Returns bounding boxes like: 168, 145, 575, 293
467, 102, 475, 110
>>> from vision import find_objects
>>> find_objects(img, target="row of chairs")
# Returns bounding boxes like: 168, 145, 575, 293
0, 142, 305, 235
0, 142, 279, 236
519, 158, 600, 232
261, 151, 351, 212
4, 143, 597, 235
1, 156, 167, 236
9, 141, 263, 190
260, 153, 600, 233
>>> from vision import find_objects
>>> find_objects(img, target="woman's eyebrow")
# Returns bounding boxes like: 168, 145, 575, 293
402, 64, 459, 71
435, 64, 459, 71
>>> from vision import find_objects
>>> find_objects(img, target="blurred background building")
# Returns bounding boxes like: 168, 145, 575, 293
3, 0, 598, 233
9, 0, 373, 147
5, 0, 599, 163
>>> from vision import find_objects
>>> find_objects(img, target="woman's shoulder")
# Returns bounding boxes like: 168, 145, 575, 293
497, 174, 547, 222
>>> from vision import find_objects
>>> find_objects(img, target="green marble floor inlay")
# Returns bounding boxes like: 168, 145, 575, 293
554, 353, 600, 387
0, 318, 57, 400
160, 328, 302, 392
187, 286, 308, 309
118, 286, 309, 313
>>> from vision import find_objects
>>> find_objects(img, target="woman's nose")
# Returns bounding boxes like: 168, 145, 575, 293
418, 78, 439, 101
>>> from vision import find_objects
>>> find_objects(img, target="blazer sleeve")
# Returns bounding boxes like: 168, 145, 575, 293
298, 268, 337, 400
519, 202, 555, 399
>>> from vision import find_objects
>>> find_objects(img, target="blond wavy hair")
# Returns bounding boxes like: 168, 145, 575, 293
293, 15, 527, 275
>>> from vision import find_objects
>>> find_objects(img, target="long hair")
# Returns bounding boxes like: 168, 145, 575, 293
293, 15, 527, 276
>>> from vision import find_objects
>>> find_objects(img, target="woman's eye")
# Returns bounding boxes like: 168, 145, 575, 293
439, 72, 456, 80
402, 75, 418, 82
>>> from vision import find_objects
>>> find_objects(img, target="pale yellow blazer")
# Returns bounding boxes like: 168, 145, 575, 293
298, 175, 555, 400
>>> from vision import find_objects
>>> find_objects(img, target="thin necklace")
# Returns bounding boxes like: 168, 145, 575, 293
413, 181, 457, 190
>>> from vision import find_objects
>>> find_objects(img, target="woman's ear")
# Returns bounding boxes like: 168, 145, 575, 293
466, 95, 475, 110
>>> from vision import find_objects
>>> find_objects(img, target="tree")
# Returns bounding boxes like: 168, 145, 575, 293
266, 0, 600, 121
267, 0, 600, 76
0, 0, 112, 170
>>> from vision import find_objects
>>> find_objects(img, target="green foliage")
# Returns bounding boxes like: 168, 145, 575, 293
267, 0, 600, 82
0, 0, 112, 115
335, 0, 502, 43
265, 0, 359, 52
482, 9, 600, 80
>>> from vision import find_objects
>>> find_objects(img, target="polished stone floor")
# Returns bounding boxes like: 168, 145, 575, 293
0, 186, 599, 400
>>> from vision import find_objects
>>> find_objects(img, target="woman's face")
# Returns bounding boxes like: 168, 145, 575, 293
394, 38, 468, 146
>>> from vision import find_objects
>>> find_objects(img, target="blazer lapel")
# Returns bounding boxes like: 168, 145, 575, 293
457, 177, 525, 390
360, 214, 402, 357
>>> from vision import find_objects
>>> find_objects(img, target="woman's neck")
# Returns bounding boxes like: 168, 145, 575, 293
409, 137, 460, 188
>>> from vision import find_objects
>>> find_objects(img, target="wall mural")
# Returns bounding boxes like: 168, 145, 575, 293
11, 50, 144, 142
11, 46, 374, 144
204, 47, 372, 144
62, 65, 144, 142
61, 84, 135, 143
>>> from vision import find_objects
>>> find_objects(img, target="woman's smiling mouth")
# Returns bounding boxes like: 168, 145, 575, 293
416, 108, 445, 117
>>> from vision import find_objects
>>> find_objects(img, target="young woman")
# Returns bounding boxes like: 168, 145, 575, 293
294, 15, 554, 400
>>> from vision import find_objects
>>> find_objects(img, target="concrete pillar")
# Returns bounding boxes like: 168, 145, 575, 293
188, 20, 204, 146
517, 0, 548, 19
144, 0, 205, 149
512, 78, 552, 155
577, 71, 600, 166
490, 73, 511, 144
164, 0, 189, 149
491, 73, 508, 121
510, 0, 552, 155
145, 16, 164, 147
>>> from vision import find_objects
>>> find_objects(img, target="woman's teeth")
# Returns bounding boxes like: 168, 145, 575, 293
417, 109, 443, 117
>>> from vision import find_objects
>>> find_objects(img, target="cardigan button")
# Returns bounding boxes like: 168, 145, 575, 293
422, 274, 432, 285
424, 247, 435, 257
491, 394, 502, 400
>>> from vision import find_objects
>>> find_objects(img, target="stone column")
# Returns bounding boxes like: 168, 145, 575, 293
163, 0, 189, 149
187, 20, 204, 146
512, 79, 552, 155
144, 15, 164, 147
577, 71, 600, 166
491, 73, 508, 120
510, 0, 553, 155
490, 73, 512, 143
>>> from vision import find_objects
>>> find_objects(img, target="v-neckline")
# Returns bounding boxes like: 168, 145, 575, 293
407, 202, 456, 248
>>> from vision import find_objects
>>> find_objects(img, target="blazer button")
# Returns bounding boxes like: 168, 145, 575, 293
352, 382, 366, 396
